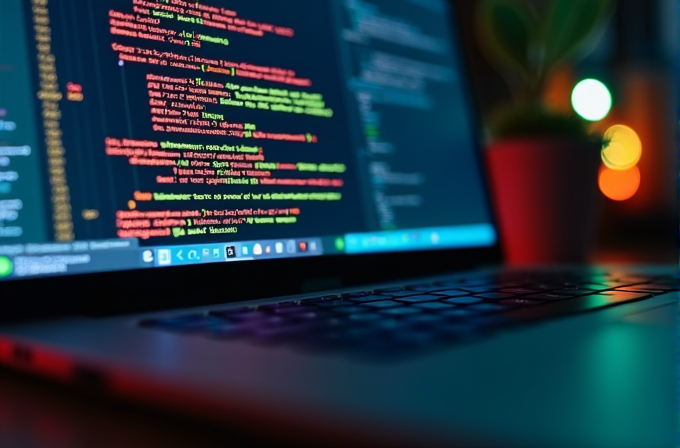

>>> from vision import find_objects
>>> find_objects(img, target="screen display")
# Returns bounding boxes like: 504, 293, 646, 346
0, 0, 495, 280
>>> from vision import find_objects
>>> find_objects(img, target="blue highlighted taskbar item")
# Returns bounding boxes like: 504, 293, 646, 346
344, 224, 497, 254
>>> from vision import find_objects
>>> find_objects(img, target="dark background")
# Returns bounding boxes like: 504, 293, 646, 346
457, 0, 678, 263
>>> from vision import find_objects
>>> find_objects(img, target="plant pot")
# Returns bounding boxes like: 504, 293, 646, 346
485, 137, 602, 265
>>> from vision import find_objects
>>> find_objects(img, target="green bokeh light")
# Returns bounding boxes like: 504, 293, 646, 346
0, 257, 13, 278
572, 79, 613, 122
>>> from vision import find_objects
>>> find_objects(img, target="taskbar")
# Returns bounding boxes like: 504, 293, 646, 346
152, 237, 323, 268
0, 236, 324, 280
0, 223, 497, 280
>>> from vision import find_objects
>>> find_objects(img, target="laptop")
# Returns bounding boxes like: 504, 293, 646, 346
0, 0, 676, 446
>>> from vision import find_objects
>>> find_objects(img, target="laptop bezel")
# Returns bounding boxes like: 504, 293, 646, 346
0, 0, 505, 322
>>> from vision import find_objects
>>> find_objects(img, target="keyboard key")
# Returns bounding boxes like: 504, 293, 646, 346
314, 299, 356, 308
532, 283, 571, 290
457, 286, 499, 293
343, 291, 372, 298
455, 282, 498, 289
380, 306, 422, 316
615, 284, 680, 293
414, 302, 457, 311
496, 282, 532, 289
473, 292, 515, 301
348, 294, 392, 303
523, 292, 577, 302
381, 290, 424, 298
305, 295, 342, 303
551, 288, 601, 296
497, 288, 544, 295
442, 296, 483, 305
397, 294, 442, 303
364, 300, 403, 309
428, 290, 476, 297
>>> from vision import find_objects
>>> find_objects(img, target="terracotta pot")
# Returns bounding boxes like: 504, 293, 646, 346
485, 138, 602, 265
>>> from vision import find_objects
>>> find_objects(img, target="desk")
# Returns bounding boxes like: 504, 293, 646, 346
0, 368, 261, 448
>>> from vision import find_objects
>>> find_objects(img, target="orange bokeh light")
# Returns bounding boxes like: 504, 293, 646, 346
598, 165, 641, 201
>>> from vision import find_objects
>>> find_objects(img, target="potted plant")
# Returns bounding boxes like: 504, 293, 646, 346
477, 0, 614, 264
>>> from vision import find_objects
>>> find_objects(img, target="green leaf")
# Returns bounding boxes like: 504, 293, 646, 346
543, 0, 614, 68
477, 0, 539, 79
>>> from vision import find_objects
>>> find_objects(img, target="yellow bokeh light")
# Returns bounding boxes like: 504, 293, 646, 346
598, 165, 641, 201
601, 125, 642, 170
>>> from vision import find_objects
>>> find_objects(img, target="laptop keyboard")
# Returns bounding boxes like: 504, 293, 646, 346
139, 270, 679, 360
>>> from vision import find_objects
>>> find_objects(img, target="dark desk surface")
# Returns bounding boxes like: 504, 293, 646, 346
1, 237, 675, 448
0, 368, 263, 448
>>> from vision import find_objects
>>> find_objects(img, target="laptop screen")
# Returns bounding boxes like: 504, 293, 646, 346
0, 0, 495, 281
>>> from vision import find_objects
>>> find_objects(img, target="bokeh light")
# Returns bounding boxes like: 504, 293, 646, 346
571, 79, 613, 121
598, 165, 641, 201
601, 125, 642, 170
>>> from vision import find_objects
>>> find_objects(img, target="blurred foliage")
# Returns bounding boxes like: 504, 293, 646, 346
477, 0, 614, 140
489, 103, 603, 142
